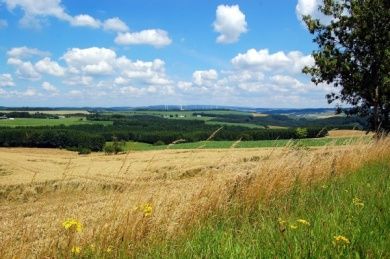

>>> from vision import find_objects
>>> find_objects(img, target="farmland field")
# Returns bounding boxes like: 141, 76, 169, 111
0, 137, 389, 258
204, 120, 266, 128
0, 110, 91, 115
113, 135, 370, 151
0, 117, 112, 127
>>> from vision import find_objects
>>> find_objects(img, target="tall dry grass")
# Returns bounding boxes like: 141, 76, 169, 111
0, 137, 389, 258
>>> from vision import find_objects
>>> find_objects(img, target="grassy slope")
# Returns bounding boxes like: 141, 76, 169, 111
135, 160, 390, 258
204, 120, 266, 128
116, 137, 367, 151
0, 117, 112, 127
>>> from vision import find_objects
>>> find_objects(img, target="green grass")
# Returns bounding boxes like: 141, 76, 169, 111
205, 120, 266, 128
115, 137, 366, 151
0, 117, 112, 127
133, 159, 390, 258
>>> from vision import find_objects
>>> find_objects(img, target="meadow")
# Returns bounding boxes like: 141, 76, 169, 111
115, 137, 364, 151
0, 117, 112, 127
110, 130, 370, 151
0, 110, 91, 115
138, 160, 390, 258
0, 136, 389, 258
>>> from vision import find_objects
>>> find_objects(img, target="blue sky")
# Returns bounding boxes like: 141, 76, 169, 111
0, 0, 333, 108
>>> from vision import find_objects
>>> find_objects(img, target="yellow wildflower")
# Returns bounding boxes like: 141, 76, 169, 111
62, 219, 83, 232
278, 217, 287, 225
333, 235, 350, 246
297, 219, 310, 226
352, 197, 364, 207
71, 246, 81, 254
289, 224, 298, 229
141, 203, 153, 217
106, 246, 113, 253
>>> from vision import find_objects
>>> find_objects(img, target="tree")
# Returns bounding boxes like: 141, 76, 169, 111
295, 128, 308, 139
302, 0, 390, 133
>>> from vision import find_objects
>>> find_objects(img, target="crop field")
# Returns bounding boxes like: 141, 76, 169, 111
118, 138, 359, 151
0, 137, 389, 258
205, 120, 266, 128
113, 132, 370, 151
0, 117, 112, 127
0, 110, 91, 115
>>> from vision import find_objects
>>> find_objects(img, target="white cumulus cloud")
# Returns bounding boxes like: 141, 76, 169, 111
213, 5, 247, 44
17, 62, 41, 80
4, 0, 69, 19
231, 48, 314, 73
3, 0, 104, 29
59, 47, 173, 93
115, 29, 172, 48
296, 0, 331, 24
35, 57, 65, 76
62, 47, 117, 75
193, 69, 218, 86
3, 0, 173, 47
41, 81, 59, 94
7, 46, 50, 59
6, 46, 52, 80
103, 17, 129, 32
70, 14, 101, 28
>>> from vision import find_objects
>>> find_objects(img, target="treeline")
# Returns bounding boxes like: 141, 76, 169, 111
0, 112, 59, 119
0, 115, 328, 151
88, 114, 328, 142
193, 112, 367, 129
0, 111, 89, 119
0, 128, 105, 152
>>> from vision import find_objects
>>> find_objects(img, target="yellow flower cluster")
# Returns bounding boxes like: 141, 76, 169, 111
289, 224, 298, 229
141, 203, 153, 217
106, 246, 113, 253
278, 218, 310, 230
352, 197, 364, 207
62, 219, 83, 232
278, 218, 287, 225
71, 246, 81, 254
297, 219, 310, 226
333, 235, 350, 245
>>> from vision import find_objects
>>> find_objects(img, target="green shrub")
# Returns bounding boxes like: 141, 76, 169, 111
153, 140, 165, 146
104, 144, 115, 154
104, 141, 125, 154
295, 127, 308, 139
77, 147, 91, 155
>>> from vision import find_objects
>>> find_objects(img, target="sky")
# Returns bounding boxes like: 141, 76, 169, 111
0, 0, 334, 108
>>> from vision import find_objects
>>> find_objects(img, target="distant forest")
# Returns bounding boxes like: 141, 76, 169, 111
193, 112, 367, 129
0, 112, 354, 151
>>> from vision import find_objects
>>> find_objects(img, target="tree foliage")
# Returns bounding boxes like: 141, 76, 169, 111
0, 115, 329, 151
303, 0, 390, 132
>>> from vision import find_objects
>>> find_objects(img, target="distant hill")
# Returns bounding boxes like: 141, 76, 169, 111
0, 105, 336, 115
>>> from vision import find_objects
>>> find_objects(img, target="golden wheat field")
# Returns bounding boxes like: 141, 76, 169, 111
1, 138, 390, 258
327, 129, 373, 138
